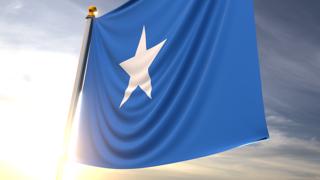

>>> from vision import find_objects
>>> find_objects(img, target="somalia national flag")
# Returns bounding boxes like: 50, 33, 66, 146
77, 0, 269, 169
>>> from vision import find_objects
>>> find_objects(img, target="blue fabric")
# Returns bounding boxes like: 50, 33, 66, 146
77, 0, 269, 169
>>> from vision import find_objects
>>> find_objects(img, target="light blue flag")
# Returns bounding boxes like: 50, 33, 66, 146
77, 0, 269, 169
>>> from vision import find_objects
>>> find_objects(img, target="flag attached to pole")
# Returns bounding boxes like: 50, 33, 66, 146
77, 0, 269, 169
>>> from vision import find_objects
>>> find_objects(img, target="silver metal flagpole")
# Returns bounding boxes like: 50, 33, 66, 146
56, 6, 97, 180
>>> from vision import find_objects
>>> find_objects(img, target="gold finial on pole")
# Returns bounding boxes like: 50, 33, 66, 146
87, 6, 98, 18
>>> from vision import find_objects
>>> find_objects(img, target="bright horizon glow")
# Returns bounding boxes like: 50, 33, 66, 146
0, 48, 78, 180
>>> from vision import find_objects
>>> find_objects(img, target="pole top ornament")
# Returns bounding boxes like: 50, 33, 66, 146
88, 6, 98, 18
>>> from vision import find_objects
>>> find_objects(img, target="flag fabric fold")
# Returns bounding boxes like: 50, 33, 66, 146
77, 0, 269, 169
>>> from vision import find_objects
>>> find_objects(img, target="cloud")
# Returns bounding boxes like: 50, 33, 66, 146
0, 0, 129, 54
255, 0, 320, 139
5, 0, 23, 12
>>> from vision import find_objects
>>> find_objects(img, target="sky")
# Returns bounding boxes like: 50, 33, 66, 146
0, 0, 319, 180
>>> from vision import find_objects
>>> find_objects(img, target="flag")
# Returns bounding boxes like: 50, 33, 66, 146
77, 0, 269, 169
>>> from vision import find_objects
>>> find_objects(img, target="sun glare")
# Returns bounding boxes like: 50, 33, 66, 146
0, 49, 78, 179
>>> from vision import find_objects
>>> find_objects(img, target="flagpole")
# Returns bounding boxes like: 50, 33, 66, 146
56, 6, 97, 180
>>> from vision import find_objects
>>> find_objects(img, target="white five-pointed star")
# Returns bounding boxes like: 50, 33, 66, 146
119, 26, 167, 108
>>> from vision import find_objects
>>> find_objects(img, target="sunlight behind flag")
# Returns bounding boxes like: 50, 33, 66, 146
0, 49, 77, 180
